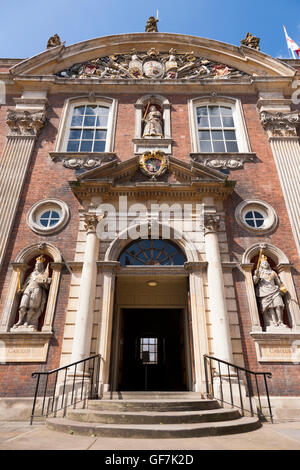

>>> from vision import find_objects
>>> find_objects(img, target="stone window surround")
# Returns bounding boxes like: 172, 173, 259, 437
55, 95, 118, 153
26, 198, 70, 235
235, 199, 278, 234
188, 96, 252, 154
133, 94, 172, 154
240, 242, 300, 363
0, 243, 64, 362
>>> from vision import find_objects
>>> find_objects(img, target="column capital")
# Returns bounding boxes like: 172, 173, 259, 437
6, 109, 46, 137
83, 213, 102, 233
204, 214, 221, 234
259, 110, 300, 138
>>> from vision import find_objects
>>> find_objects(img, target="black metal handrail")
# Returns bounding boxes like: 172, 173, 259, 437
30, 354, 101, 425
204, 354, 273, 422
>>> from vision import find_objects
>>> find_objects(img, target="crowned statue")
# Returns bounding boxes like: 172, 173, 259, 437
12, 255, 52, 331
253, 253, 289, 331
142, 104, 163, 138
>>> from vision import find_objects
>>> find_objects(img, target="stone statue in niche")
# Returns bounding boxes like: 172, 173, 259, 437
11, 255, 52, 331
142, 105, 163, 138
253, 254, 289, 331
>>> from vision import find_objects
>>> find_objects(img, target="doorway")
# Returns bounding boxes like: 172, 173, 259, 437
118, 308, 188, 391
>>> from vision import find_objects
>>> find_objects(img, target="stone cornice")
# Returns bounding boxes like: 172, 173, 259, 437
6, 109, 46, 137
260, 110, 300, 138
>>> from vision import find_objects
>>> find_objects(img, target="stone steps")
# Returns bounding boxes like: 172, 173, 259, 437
66, 407, 241, 424
45, 393, 261, 438
46, 416, 261, 438
87, 398, 220, 412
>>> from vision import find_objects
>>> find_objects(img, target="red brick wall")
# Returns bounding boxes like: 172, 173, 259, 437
0, 91, 299, 396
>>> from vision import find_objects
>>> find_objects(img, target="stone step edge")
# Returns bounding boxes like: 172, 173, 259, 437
46, 417, 261, 438
66, 407, 241, 424
70, 408, 239, 417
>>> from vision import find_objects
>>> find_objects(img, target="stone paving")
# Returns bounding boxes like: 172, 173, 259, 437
0, 421, 300, 450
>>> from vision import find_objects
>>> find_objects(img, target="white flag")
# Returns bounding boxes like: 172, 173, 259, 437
283, 26, 300, 58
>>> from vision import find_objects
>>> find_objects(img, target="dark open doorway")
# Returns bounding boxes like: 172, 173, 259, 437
118, 308, 188, 391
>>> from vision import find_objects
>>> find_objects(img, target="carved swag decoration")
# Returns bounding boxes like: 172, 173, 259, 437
56, 48, 248, 81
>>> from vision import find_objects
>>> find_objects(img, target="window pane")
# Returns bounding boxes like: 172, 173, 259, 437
213, 141, 226, 152
40, 211, 50, 219
97, 106, 110, 115
73, 106, 85, 116
67, 140, 80, 152
82, 129, 94, 140
254, 211, 264, 219
226, 141, 239, 152
95, 130, 107, 140
220, 106, 232, 116
211, 130, 223, 140
80, 140, 93, 152
199, 140, 212, 152
256, 219, 264, 227
224, 130, 236, 140
96, 115, 108, 127
93, 141, 106, 152
222, 116, 234, 127
197, 116, 209, 127
209, 116, 222, 127
197, 107, 208, 116
198, 130, 210, 140
84, 115, 96, 127
69, 129, 81, 140
85, 105, 97, 115
71, 115, 83, 126
209, 106, 220, 116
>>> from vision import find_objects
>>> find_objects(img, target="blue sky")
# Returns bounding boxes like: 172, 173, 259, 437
1, 0, 300, 59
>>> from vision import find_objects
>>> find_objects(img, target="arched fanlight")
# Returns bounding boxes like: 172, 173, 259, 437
118, 239, 186, 266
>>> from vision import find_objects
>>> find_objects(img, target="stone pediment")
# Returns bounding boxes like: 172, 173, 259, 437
75, 155, 227, 183
9, 33, 295, 78
69, 155, 235, 202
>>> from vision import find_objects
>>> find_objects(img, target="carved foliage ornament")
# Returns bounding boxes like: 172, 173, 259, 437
204, 214, 221, 234
139, 151, 168, 178
260, 111, 300, 138
6, 110, 46, 137
83, 214, 99, 232
56, 49, 248, 81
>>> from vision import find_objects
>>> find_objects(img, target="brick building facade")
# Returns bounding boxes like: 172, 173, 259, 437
0, 29, 300, 421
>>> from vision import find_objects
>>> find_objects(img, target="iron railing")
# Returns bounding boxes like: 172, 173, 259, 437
204, 354, 273, 422
30, 354, 101, 425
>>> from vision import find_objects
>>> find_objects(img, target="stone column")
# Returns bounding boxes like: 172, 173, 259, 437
259, 110, 300, 257
0, 109, 46, 268
185, 262, 209, 392
97, 262, 119, 392
204, 214, 233, 365
71, 214, 100, 366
